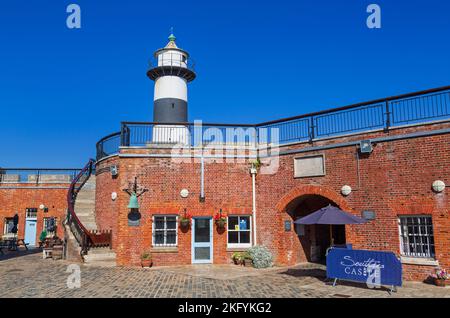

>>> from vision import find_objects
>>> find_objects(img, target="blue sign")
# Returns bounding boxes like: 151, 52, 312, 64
327, 248, 402, 287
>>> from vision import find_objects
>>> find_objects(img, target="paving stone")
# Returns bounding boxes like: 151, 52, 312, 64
0, 252, 449, 298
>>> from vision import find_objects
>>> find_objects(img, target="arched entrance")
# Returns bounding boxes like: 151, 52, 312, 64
276, 186, 350, 264
286, 194, 345, 263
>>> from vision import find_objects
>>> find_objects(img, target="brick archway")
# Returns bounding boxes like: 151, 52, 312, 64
276, 185, 351, 213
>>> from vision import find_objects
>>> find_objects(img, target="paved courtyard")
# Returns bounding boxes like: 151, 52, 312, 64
0, 250, 449, 298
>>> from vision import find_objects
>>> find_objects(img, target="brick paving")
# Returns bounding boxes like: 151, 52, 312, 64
0, 251, 449, 298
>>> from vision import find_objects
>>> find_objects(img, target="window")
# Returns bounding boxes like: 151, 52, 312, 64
3, 218, 15, 235
43, 217, 57, 237
152, 215, 178, 247
227, 216, 251, 248
399, 216, 435, 258
26, 208, 37, 218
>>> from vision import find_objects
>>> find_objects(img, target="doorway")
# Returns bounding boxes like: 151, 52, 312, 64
24, 218, 37, 246
288, 194, 346, 263
191, 217, 213, 264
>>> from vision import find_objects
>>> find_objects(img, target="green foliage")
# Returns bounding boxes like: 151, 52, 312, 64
248, 245, 273, 269
39, 230, 47, 242
141, 251, 152, 260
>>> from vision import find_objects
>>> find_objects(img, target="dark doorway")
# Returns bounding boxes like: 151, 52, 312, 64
286, 194, 346, 263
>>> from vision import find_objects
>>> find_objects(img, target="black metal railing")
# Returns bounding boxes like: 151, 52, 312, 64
96, 132, 121, 161
148, 54, 196, 73
120, 122, 256, 148
0, 168, 81, 184
66, 159, 112, 256
95, 86, 450, 161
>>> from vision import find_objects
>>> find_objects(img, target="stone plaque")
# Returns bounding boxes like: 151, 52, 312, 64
294, 155, 325, 178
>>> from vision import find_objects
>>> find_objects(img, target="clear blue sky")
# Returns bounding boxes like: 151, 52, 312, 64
0, 0, 449, 167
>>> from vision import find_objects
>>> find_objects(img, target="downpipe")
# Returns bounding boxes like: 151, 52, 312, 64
250, 166, 258, 246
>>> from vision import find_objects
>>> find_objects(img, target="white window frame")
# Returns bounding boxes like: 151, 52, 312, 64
152, 215, 178, 247
227, 215, 252, 249
398, 215, 435, 259
25, 208, 37, 218
43, 217, 57, 237
3, 218, 15, 235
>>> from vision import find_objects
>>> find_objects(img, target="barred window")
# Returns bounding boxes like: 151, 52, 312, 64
227, 216, 251, 248
399, 216, 435, 258
152, 215, 177, 247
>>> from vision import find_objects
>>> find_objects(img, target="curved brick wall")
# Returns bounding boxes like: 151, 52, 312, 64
93, 121, 449, 281
95, 156, 120, 248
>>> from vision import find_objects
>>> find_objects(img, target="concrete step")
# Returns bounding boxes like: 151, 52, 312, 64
75, 212, 95, 217
87, 247, 115, 255
83, 260, 117, 268
83, 249, 116, 267
75, 198, 95, 204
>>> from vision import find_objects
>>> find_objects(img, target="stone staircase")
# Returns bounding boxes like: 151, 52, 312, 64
66, 174, 116, 267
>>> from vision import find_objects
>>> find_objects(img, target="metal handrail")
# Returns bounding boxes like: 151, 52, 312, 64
66, 159, 93, 255
66, 159, 112, 255
95, 85, 450, 161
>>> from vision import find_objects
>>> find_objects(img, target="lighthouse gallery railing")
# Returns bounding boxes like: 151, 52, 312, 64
96, 85, 450, 161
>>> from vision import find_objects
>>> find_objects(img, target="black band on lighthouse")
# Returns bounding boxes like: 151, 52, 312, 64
153, 98, 188, 123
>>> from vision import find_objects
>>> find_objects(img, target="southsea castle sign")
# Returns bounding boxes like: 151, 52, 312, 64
327, 248, 402, 287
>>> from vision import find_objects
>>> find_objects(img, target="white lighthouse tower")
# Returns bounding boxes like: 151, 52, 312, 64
147, 32, 196, 144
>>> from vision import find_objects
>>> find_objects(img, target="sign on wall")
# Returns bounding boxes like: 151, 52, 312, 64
327, 248, 402, 287
293, 155, 325, 178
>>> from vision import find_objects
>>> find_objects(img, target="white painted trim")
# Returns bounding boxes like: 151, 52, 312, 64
151, 215, 178, 247
400, 257, 439, 266
226, 215, 252, 248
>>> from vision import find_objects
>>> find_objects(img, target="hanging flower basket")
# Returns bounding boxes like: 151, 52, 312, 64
180, 218, 191, 228
215, 218, 227, 228
214, 209, 227, 228
179, 209, 192, 228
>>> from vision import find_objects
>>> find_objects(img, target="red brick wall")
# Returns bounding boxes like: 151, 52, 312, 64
0, 184, 68, 243
95, 156, 120, 248
261, 122, 450, 281
98, 122, 449, 281
112, 155, 254, 266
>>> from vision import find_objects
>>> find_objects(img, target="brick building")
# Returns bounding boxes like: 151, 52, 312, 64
0, 170, 79, 246
1, 34, 449, 281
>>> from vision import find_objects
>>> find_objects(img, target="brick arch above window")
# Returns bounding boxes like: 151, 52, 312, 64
275, 185, 351, 214
390, 198, 440, 216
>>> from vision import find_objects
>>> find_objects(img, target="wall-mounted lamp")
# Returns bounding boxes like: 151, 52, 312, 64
180, 189, 189, 198
432, 180, 446, 193
341, 185, 352, 196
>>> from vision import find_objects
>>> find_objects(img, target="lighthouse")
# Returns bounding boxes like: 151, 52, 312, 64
147, 32, 196, 144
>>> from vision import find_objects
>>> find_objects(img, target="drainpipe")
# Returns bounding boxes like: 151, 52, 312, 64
250, 166, 258, 246
200, 155, 205, 202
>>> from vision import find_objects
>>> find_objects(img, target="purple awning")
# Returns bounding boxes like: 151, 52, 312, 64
293, 205, 367, 225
